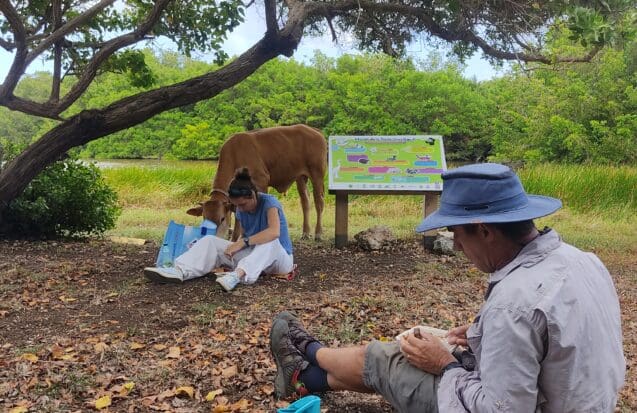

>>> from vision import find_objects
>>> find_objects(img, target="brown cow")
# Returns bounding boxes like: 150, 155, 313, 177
187, 124, 327, 240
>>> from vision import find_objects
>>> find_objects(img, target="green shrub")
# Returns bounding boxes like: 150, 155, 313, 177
3, 159, 121, 238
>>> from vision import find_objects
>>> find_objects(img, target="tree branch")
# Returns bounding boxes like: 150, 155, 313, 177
3, 95, 62, 119
326, 15, 337, 42
303, 0, 600, 64
0, 37, 13, 51
0, 0, 28, 100
54, 0, 172, 114
0, 0, 171, 117
49, 0, 63, 103
264, 0, 278, 34
25, 0, 116, 66
0, 29, 301, 203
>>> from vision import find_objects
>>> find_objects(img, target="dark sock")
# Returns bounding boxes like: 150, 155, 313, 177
299, 364, 330, 393
305, 341, 323, 365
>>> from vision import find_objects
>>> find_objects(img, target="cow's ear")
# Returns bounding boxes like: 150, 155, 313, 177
186, 204, 204, 217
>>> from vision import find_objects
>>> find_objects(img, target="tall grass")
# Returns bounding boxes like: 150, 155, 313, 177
518, 164, 636, 219
101, 162, 637, 253
103, 163, 214, 208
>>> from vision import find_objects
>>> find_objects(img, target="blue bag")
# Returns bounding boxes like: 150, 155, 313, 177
276, 395, 321, 413
156, 219, 217, 267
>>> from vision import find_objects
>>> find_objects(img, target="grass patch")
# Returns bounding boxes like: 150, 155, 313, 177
519, 163, 636, 219
315, 315, 369, 344
192, 302, 222, 326
112, 277, 144, 297
102, 162, 216, 208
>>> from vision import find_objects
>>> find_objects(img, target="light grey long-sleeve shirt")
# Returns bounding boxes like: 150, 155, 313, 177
437, 229, 625, 412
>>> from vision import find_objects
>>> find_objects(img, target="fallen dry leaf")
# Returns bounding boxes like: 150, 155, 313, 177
20, 353, 38, 363
58, 295, 77, 303
1, 239, 635, 412
166, 346, 181, 359
94, 395, 111, 410
260, 384, 274, 396
94, 342, 109, 354
231, 398, 251, 410
156, 389, 175, 401
205, 389, 223, 401
221, 365, 237, 378
115, 381, 135, 396
174, 386, 194, 398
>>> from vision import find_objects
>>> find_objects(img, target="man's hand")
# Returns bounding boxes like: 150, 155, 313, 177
224, 240, 244, 257
446, 324, 471, 347
400, 331, 456, 375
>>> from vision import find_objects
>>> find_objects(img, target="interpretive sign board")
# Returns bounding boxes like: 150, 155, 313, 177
328, 135, 447, 191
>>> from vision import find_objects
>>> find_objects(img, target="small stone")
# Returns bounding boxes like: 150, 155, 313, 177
353, 226, 396, 251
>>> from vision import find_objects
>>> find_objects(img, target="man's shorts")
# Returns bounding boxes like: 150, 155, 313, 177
362, 340, 440, 413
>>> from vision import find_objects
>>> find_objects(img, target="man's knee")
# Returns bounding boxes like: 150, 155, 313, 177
363, 341, 438, 412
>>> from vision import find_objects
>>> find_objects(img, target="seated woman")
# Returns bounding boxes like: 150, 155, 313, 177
143, 167, 294, 291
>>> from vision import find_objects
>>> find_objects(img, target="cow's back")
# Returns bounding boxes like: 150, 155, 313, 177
217, 124, 326, 192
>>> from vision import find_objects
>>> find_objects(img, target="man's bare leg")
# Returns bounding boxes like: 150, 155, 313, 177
316, 346, 374, 393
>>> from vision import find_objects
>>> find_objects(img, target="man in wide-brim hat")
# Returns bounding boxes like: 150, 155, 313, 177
269, 163, 625, 413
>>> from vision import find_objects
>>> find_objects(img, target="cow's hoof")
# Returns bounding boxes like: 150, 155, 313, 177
300, 233, 311, 240
314, 234, 322, 241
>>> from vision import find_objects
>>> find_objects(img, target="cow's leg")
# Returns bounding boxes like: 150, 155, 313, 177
309, 170, 325, 240
231, 216, 242, 242
296, 176, 312, 239
218, 210, 232, 240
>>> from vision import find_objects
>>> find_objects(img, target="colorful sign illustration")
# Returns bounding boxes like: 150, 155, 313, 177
328, 135, 447, 190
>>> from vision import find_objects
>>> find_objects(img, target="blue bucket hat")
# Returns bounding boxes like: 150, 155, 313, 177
416, 163, 562, 233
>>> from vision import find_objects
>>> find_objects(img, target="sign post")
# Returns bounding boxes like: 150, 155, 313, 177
328, 135, 447, 248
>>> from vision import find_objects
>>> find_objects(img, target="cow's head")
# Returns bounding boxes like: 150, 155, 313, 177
186, 189, 234, 238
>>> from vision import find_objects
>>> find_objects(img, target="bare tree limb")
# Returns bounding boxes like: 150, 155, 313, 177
3, 95, 62, 119
264, 0, 278, 34
0, 0, 28, 100
49, 0, 63, 103
326, 15, 337, 43
0, 37, 13, 51
513, 33, 534, 52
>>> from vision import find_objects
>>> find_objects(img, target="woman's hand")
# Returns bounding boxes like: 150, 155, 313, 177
446, 324, 471, 347
224, 240, 244, 257
400, 331, 456, 375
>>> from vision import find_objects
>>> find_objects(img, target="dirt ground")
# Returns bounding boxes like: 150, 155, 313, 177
0, 238, 635, 412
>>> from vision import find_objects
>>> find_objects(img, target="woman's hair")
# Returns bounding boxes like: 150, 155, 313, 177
228, 167, 257, 198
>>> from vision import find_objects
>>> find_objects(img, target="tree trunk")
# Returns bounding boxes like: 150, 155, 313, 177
0, 32, 299, 223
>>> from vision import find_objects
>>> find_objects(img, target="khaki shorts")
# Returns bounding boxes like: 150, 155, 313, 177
362, 340, 440, 413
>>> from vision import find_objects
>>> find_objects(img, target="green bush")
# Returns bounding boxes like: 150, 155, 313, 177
3, 159, 121, 238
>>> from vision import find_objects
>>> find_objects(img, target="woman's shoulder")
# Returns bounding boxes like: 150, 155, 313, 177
259, 193, 282, 209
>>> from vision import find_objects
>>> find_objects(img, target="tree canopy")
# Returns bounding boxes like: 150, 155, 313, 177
0, 0, 635, 221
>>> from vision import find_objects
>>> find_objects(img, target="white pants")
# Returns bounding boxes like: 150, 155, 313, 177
174, 235, 293, 284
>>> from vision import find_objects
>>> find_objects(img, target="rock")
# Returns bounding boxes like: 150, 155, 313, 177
433, 231, 455, 255
354, 226, 396, 251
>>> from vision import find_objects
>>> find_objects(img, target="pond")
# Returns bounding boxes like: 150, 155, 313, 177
82, 159, 216, 169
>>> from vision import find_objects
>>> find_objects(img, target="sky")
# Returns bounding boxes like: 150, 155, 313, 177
0, 6, 503, 82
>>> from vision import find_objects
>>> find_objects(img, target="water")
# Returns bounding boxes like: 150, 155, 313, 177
82, 159, 215, 169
